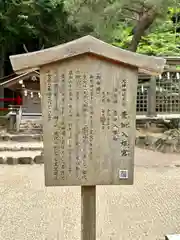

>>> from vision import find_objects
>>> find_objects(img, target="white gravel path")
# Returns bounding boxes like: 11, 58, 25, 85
0, 148, 180, 240
0, 150, 41, 158
0, 141, 43, 149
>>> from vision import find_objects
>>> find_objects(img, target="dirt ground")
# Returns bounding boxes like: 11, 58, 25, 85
0, 148, 180, 240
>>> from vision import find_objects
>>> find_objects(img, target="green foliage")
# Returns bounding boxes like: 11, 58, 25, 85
0, 0, 35, 45
0, 0, 81, 77
149, 5, 180, 52
0, 110, 9, 116
112, 8, 180, 56
138, 34, 180, 56
64, 0, 175, 39
137, 16, 180, 56
0, 0, 179, 79
65, 0, 179, 55
27, 0, 79, 47
0, 0, 79, 52
111, 25, 133, 49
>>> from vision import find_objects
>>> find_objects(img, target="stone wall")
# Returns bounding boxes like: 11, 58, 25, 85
0, 152, 44, 164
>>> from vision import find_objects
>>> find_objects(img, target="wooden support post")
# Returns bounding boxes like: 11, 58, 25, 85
9, 115, 15, 132
0, 87, 4, 109
148, 76, 156, 116
81, 186, 96, 240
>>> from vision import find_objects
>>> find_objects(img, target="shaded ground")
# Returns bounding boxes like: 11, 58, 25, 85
136, 128, 180, 154
0, 148, 180, 240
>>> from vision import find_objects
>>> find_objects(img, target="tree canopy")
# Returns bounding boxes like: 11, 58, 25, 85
0, 0, 179, 77
112, 7, 180, 56
0, 0, 81, 76
64, 0, 180, 52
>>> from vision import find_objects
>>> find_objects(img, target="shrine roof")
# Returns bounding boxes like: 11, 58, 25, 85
10, 35, 166, 75
0, 71, 39, 88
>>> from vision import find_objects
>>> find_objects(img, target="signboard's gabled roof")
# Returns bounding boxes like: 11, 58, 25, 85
10, 35, 166, 75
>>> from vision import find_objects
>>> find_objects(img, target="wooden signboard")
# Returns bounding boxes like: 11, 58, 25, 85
40, 56, 137, 186
10, 35, 166, 239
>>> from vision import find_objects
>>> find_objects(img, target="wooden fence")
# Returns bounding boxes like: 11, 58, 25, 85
136, 70, 180, 117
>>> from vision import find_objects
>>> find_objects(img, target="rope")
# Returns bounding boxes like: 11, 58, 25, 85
23, 89, 40, 93
0, 72, 16, 81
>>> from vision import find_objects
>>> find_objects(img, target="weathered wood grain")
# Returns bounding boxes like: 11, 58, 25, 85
40, 55, 137, 186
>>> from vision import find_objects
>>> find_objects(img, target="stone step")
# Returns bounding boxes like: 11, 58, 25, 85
19, 129, 42, 134
18, 119, 43, 134
0, 133, 42, 142
0, 151, 43, 164
20, 120, 42, 128
0, 142, 43, 151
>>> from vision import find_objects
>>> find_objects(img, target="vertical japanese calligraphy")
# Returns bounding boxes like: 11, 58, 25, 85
53, 70, 59, 111
43, 60, 135, 186
67, 123, 72, 174
59, 73, 66, 180
54, 83, 58, 111
67, 71, 73, 174
52, 72, 59, 180
120, 131, 130, 157
75, 71, 81, 179
46, 71, 52, 122
119, 79, 130, 157
53, 129, 60, 180
121, 79, 127, 107
89, 74, 94, 161
61, 73, 65, 116
107, 109, 111, 130
96, 73, 101, 95
51, 72, 66, 180
82, 74, 88, 180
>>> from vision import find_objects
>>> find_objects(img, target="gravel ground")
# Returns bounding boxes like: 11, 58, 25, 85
0, 151, 41, 158
0, 148, 180, 240
0, 142, 43, 149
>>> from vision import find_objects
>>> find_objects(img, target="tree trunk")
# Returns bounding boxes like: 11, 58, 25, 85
0, 45, 5, 108
0, 45, 5, 78
128, 10, 157, 52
